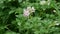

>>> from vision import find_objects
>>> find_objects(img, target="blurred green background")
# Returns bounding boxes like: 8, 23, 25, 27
0, 0, 60, 34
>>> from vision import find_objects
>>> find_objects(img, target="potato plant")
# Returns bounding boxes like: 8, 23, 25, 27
0, 0, 60, 34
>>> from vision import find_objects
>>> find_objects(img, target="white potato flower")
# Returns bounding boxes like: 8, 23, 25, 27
23, 6, 35, 17
23, 9, 30, 17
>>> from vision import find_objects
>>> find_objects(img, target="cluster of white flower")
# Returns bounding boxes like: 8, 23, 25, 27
23, 6, 35, 17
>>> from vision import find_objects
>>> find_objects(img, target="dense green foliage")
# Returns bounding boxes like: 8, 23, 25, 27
0, 0, 60, 34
